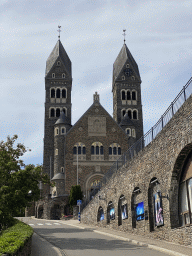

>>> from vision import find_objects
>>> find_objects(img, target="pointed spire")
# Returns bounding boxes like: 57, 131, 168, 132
113, 43, 141, 85
45, 40, 71, 77
122, 29, 126, 44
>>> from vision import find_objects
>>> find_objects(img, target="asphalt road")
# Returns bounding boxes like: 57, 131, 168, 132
18, 217, 169, 256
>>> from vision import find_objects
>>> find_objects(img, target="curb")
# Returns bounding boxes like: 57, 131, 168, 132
93, 230, 188, 256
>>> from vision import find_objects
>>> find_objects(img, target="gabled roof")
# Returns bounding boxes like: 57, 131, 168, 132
45, 40, 71, 77
113, 44, 141, 84
119, 113, 135, 127
65, 100, 128, 137
55, 111, 71, 125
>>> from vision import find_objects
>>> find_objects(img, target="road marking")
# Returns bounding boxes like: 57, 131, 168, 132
61, 222, 85, 229
54, 223, 60, 225
45, 223, 52, 225
29, 224, 34, 226
37, 223, 43, 225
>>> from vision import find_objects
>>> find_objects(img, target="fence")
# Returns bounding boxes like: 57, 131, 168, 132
101, 76, 192, 187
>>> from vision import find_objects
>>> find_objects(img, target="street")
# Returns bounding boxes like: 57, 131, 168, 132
17, 217, 169, 256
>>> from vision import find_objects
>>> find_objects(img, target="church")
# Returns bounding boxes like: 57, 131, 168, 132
35, 35, 144, 219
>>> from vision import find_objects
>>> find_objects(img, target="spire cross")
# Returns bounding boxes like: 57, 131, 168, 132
57, 25, 61, 39
123, 29, 126, 44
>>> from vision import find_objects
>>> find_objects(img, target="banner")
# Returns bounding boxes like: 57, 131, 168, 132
154, 192, 164, 226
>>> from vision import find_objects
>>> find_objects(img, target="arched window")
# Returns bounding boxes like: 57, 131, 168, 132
62, 73, 65, 78
122, 91, 125, 100
61, 127, 66, 134
91, 142, 103, 155
133, 110, 137, 119
52, 73, 55, 78
126, 128, 131, 136
132, 91, 136, 100
122, 110, 126, 117
78, 146, 81, 155
132, 129, 136, 137
56, 108, 60, 117
55, 128, 59, 136
128, 110, 132, 119
179, 152, 192, 226
127, 91, 131, 100
50, 108, 55, 117
83, 147, 86, 154
109, 143, 121, 156
56, 89, 60, 98
62, 89, 66, 98
73, 147, 77, 154
51, 89, 55, 98
100, 146, 103, 155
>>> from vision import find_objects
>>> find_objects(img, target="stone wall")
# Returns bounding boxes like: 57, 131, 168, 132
81, 95, 192, 246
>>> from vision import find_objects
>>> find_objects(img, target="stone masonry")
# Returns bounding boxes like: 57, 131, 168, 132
81, 94, 192, 246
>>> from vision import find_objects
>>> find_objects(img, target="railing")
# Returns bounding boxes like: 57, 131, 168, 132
81, 77, 192, 213
101, 76, 192, 187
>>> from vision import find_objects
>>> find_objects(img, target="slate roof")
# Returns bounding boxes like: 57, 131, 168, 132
113, 44, 141, 84
45, 40, 71, 77
51, 173, 65, 180
119, 113, 135, 127
55, 111, 71, 125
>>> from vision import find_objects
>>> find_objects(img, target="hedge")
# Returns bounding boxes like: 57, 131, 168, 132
0, 219, 33, 256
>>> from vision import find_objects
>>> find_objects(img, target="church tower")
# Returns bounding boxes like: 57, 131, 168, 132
112, 42, 143, 142
43, 39, 72, 185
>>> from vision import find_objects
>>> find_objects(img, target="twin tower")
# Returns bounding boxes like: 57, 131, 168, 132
40, 37, 143, 218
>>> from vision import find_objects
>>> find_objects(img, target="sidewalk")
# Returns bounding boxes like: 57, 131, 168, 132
62, 219, 192, 256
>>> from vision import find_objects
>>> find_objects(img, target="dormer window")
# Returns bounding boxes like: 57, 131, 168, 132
61, 167, 64, 172
52, 73, 55, 78
57, 61, 61, 66
122, 76, 125, 81
131, 76, 135, 81
126, 64, 129, 68
62, 73, 65, 78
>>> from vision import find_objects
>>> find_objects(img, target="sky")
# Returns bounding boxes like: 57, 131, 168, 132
1, 0, 192, 166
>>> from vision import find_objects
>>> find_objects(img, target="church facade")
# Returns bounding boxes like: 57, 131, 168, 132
35, 39, 144, 219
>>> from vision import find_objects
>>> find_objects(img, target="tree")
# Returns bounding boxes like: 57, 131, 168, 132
68, 185, 83, 210
0, 135, 52, 231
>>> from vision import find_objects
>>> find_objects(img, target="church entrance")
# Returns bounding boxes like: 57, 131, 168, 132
85, 174, 104, 202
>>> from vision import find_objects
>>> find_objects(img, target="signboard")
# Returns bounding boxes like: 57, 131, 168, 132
77, 200, 82, 206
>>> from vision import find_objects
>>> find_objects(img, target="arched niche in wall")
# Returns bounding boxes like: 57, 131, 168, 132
131, 187, 143, 229
148, 177, 164, 232
170, 143, 192, 229
118, 194, 128, 226
107, 201, 115, 224
97, 206, 104, 222
179, 151, 192, 226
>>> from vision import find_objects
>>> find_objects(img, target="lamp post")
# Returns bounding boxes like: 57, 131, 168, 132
77, 150, 78, 185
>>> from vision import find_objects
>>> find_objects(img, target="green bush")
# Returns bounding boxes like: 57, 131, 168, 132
69, 185, 83, 211
0, 219, 33, 255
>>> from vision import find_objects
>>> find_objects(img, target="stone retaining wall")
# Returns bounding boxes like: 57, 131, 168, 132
81, 95, 192, 246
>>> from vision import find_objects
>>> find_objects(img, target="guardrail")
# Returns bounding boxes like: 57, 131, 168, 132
101, 76, 192, 187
